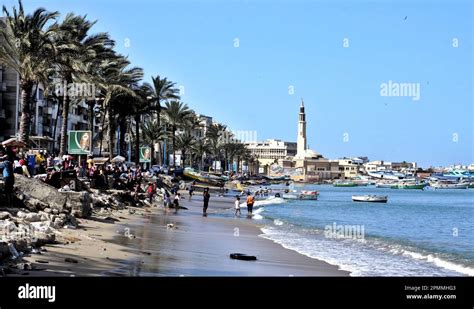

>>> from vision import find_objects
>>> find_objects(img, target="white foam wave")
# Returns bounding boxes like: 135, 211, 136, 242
239, 197, 286, 208
273, 219, 284, 226
259, 226, 474, 276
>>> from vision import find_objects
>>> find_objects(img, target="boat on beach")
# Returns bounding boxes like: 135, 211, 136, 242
183, 167, 225, 187
352, 195, 388, 203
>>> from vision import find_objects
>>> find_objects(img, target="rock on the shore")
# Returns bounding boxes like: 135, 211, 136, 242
0, 212, 11, 220
13, 175, 92, 218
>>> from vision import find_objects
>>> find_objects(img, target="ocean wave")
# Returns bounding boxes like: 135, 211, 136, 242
259, 226, 473, 276
252, 207, 265, 220
273, 219, 284, 226
400, 250, 474, 276
239, 197, 286, 208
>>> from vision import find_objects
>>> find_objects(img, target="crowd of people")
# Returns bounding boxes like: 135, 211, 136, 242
1, 145, 262, 219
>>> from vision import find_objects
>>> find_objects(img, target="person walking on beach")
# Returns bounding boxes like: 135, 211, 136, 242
174, 193, 181, 212
234, 196, 241, 216
165, 191, 171, 208
147, 182, 154, 204
188, 184, 194, 201
0, 154, 15, 207
246, 192, 254, 217
203, 188, 210, 216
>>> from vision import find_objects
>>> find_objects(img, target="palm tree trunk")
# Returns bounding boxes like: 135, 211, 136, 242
172, 125, 176, 169
59, 75, 74, 156
88, 99, 95, 133
52, 98, 62, 153
119, 117, 127, 156
106, 105, 114, 160
157, 142, 162, 166
99, 105, 107, 156
134, 114, 140, 165
150, 140, 155, 166
59, 94, 70, 156
18, 81, 34, 144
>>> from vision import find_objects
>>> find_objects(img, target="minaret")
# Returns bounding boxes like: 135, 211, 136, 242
296, 98, 307, 158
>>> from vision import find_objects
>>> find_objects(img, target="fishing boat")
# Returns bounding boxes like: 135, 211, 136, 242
333, 181, 357, 187
430, 169, 474, 181
429, 181, 468, 189
352, 195, 388, 203
282, 190, 319, 200
367, 170, 406, 181
391, 181, 427, 190
351, 176, 371, 186
183, 167, 225, 187
375, 182, 397, 188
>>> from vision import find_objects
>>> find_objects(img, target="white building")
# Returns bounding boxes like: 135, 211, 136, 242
338, 158, 360, 179
245, 139, 297, 166
363, 160, 392, 172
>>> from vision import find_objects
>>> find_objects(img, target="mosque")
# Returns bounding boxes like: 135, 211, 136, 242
275, 99, 341, 182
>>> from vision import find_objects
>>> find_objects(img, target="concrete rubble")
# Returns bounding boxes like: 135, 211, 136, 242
0, 174, 158, 272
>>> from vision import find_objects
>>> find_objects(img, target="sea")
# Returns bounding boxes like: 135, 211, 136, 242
250, 184, 474, 276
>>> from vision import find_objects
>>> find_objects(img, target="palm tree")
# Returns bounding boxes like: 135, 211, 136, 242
94, 54, 143, 160
206, 123, 227, 172
224, 142, 246, 172
0, 0, 59, 143
175, 132, 196, 167
162, 100, 193, 169
128, 84, 157, 165
143, 75, 179, 134
141, 118, 167, 164
53, 13, 113, 156
192, 137, 210, 171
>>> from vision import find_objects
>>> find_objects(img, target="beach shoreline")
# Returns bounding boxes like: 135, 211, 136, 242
6, 193, 349, 277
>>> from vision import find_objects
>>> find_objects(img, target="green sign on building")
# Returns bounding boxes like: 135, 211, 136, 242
68, 130, 92, 155
139, 146, 151, 163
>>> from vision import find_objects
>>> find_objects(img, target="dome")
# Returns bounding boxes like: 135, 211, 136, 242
304, 149, 321, 158
295, 149, 321, 159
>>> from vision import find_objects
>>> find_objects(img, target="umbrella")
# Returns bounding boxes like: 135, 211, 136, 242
111, 155, 126, 163
1, 138, 27, 148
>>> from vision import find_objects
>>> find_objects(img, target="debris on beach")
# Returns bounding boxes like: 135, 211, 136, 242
229, 253, 257, 261
65, 258, 78, 264
1, 168, 167, 272
166, 223, 177, 230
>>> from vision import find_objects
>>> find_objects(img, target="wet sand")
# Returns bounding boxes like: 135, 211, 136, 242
12, 194, 349, 276
108, 194, 349, 276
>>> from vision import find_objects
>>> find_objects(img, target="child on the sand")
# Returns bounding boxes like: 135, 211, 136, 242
234, 196, 241, 216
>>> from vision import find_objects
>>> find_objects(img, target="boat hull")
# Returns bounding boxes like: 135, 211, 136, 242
430, 183, 468, 189
391, 184, 426, 189
334, 183, 357, 187
352, 195, 388, 203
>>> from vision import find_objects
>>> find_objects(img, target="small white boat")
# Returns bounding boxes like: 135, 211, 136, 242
375, 182, 396, 188
352, 195, 388, 203
430, 182, 468, 189
282, 190, 319, 200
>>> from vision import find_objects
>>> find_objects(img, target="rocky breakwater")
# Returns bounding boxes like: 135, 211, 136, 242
0, 175, 90, 272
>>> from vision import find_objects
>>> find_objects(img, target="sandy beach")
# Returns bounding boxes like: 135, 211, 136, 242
10, 192, 348, 277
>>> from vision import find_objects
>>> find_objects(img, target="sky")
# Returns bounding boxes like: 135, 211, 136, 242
3, 0, 473, 167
